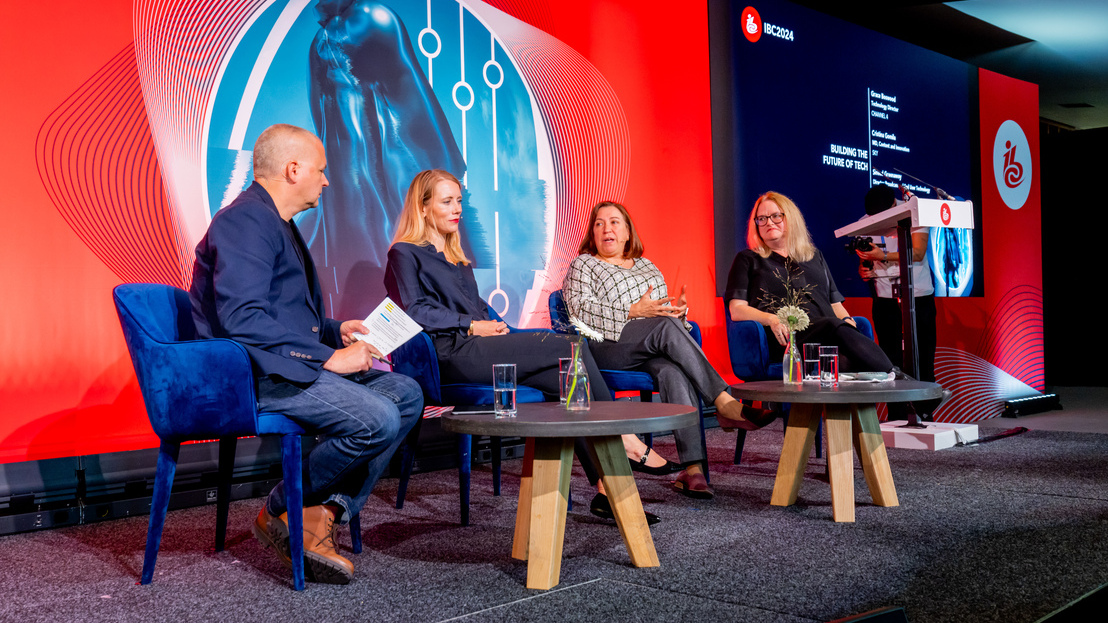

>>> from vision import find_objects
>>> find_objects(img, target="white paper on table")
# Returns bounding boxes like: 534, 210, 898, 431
838, 372, 896, 383
351, 297, 423, 356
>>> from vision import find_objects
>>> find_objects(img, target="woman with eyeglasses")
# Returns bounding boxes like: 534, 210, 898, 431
725, 191, 895, 374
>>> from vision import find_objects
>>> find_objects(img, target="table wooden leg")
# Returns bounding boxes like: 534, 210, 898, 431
590, 435, 659, 568
824, 404, 855, 523
524, 437, 574, 590
771, 403, 820, 507
853, 404, 899, 507
511, 438, 535, 561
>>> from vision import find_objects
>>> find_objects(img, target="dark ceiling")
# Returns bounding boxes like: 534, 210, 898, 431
789, 1, 1108, 131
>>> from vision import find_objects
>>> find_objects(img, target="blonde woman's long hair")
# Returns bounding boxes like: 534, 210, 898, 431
746, 191, 816, 262
392, 169, 470, 265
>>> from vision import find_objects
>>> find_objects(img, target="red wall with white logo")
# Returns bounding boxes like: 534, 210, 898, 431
925, 69, 1043, 422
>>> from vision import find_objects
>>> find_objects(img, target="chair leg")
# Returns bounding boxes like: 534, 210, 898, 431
280, 434, 306, 591
815, 419, 825, 459
733, 429, 748, 465
457, 433, 472, 526
698, 402, 710, 484
214, 436, 237, 552
141, 441, 180, 585
349, 513, 363, 554
491, 436, 502, 497
639, 391, 654, 449
395, 418, 423, 510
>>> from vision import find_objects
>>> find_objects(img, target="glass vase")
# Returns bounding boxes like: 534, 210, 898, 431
782, 330, 802, 385
566, 342, 591, 411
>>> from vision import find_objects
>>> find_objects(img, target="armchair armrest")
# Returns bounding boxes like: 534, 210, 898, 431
391, 332, 443, 404
127, 336, 259, 441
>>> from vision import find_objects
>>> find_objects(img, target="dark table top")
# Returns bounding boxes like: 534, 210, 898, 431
730, 379, 943, 404
441, 401, 698, 438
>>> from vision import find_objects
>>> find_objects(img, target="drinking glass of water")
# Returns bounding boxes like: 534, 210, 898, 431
493, 363, 517, 417
819, 346, 839, 388
803, 343, 821, 382
558, 357, 572, 404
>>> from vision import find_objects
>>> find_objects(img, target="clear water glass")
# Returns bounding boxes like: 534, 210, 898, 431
558, 357, 572, 404
493, 363, 517, 417
819, 346, 839, 388
803, 343, 821, 382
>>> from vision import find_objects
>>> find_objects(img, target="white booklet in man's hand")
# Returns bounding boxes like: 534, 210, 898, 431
351, 297, 423, 356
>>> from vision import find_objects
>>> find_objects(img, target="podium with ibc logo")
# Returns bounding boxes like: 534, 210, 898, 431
835, 197, 977, 449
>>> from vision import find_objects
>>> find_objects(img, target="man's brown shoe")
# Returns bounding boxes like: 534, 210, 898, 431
251, 506, 292, 567
302, 505, 354, 585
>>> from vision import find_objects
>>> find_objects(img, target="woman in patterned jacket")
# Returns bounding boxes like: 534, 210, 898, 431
563, 201, 778, 499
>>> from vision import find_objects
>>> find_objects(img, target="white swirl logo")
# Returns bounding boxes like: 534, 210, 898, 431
993, 120, 1031, 210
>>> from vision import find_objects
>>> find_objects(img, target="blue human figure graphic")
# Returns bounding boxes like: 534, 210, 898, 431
302, 0, 469, 318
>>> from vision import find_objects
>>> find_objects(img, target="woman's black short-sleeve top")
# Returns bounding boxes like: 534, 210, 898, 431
724, 248, 844, 320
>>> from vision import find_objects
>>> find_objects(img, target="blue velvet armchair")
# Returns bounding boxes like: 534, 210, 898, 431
113, 283, 359, 590
390, 304, 547, 526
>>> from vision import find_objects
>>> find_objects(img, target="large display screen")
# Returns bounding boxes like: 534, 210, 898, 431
710, 0, 983, 298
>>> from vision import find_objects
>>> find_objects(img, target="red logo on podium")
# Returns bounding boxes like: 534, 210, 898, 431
742, 7, 762, 42
941, 203, 951, 226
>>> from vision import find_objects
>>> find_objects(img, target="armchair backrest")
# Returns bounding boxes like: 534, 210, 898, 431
548, 289, 702, 346
547, 290, 576, 334
724, 312, 772, 381
113, 283, 260, 442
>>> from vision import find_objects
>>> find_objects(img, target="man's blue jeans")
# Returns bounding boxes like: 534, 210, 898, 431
257, 369, 423, 524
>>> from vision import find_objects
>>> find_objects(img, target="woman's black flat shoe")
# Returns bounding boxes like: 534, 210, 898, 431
590, 493, 660, 525
629, 447, 682, 475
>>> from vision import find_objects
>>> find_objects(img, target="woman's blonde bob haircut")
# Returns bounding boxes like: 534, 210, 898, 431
576, 201, 645, 259
392, 169, 469, 265
746, 191, 816, 262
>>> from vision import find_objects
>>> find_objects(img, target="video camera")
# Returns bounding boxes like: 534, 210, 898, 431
845, 236, 885, 269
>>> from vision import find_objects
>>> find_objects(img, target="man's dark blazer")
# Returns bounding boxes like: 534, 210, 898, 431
190, 182, 343, 384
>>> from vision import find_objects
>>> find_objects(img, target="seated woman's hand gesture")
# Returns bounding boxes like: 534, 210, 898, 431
628, 285, 687, 319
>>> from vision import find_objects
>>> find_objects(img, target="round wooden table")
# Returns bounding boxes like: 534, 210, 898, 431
731, 380, 943, 522
443, 401, 697, 590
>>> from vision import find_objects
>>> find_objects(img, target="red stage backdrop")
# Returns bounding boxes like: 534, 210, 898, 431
1, 0, 717, 463
0, 2, 1041, 464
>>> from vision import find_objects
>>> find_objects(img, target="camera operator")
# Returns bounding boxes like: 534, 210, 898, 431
858, 185, 939, 419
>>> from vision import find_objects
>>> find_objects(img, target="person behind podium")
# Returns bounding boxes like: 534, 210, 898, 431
725, 191, 896, 374
190, 123, 423, 585
384, 170, 660, 523
857, 184, 940, 418
563, 201, 778, 500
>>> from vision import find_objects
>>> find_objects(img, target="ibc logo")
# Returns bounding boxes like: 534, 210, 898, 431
992, 120, 1032, 210
741, 6, 794, 43
742, 7, 762, 42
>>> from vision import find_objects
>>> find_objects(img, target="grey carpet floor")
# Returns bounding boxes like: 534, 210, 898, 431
0, 424, 1104, 623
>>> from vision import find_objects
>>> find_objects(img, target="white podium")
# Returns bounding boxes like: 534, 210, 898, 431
835, 196, 974, 431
